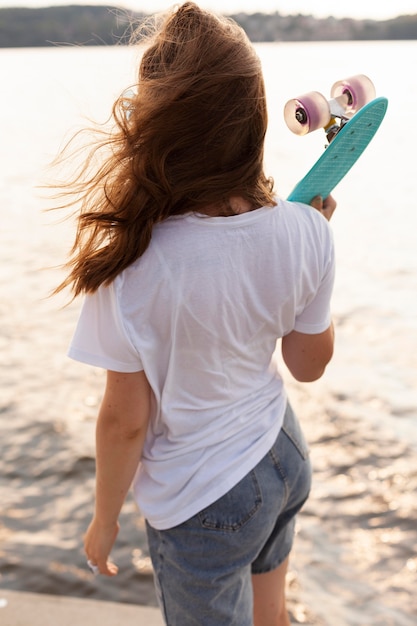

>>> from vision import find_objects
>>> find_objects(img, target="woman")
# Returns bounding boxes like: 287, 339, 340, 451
58, 3, 336, 624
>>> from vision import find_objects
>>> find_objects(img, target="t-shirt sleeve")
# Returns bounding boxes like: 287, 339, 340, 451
293, 228, 336, 335
68, 282, 144, 372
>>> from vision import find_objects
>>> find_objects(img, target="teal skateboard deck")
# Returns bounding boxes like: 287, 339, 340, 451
287, 96, 388, 204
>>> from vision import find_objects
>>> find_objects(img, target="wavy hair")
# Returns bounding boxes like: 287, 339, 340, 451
54, 2, 275, 296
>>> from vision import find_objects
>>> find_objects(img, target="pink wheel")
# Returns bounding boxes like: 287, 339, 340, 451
284, 91, 331, 136
330, 74, 376, 114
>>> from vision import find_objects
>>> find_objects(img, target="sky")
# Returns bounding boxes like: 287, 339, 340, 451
0, 0, 416, 21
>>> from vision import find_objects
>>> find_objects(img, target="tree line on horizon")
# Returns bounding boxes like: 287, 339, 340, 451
0, 5, 416, 48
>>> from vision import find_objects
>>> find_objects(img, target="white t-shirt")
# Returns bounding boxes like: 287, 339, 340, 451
68, 199, 335, 529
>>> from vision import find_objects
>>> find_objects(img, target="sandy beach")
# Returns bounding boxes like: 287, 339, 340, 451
0, 589, 164, 626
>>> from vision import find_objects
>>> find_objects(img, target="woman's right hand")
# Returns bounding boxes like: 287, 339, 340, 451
310, 195, 337, 221
84, 517, 120, 577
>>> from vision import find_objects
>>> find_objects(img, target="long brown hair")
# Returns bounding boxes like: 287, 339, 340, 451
54, 2, 275, 297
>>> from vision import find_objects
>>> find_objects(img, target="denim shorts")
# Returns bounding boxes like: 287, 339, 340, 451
145, 402, 312, 626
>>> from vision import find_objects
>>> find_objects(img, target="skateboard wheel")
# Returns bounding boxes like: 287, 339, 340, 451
284, 91, 331, 135
330, 74, 376, 114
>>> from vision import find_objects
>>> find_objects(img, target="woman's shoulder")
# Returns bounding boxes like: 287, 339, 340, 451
278, 197, 332, 230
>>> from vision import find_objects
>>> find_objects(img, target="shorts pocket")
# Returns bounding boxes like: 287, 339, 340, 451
281, 405, 309, 460
198, 470, 262, 532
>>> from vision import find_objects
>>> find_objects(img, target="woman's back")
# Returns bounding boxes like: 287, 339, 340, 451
69, 198, 334, 529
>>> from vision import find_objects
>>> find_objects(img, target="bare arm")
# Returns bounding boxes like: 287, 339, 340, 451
84, 369, 151, 576
281, 323, 334, 382
282, 194, 336, 382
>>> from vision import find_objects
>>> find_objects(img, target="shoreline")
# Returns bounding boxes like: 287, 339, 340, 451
1, 375, 416, 624
1, 238, 416, 624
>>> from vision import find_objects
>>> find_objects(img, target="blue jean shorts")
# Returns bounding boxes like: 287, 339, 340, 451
145, 402, 312, 626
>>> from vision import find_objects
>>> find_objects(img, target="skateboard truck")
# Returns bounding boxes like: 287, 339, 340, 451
284, 74, 377, 145
284, 76, 388, 205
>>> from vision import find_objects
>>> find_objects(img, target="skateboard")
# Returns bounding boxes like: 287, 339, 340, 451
284, 75, 388, 204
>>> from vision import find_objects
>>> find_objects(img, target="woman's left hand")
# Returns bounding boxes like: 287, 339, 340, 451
84, 517, 120, 577
310, 194, 337, 221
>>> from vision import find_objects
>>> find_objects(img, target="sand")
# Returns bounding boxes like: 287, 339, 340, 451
0, 589, 163, 625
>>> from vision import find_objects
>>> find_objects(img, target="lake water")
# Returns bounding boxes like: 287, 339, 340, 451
0, 41, 416, 625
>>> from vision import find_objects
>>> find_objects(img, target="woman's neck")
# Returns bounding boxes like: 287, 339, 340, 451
199, 196, 257, 217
